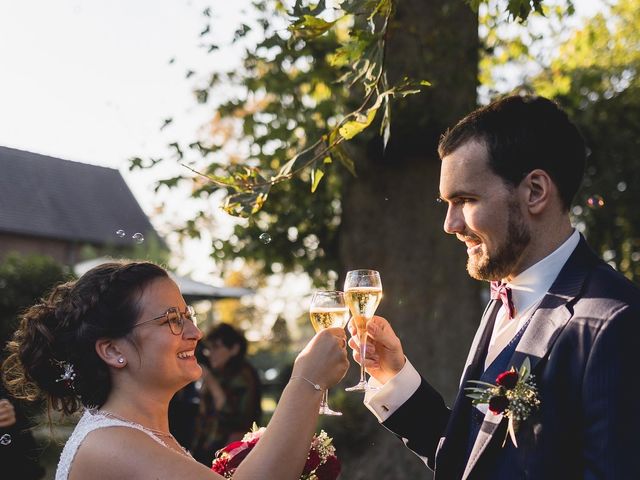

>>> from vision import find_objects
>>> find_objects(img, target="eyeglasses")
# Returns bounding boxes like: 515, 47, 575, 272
133, 306, 197, 336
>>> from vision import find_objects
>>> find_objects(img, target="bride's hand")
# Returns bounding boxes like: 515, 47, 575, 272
293, 328, 349, 389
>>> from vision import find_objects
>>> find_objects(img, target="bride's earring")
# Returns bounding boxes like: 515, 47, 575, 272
117, 357, 126, 365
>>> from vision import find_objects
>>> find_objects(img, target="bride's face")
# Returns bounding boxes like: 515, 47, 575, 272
126, 277, 203, 390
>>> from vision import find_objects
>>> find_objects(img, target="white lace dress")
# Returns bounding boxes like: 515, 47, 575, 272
55, 410, 170, 480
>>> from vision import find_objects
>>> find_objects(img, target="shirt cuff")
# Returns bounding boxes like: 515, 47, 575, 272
363, 358, 421, 422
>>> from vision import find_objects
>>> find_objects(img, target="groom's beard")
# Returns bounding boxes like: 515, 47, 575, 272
467, 200, 531, 281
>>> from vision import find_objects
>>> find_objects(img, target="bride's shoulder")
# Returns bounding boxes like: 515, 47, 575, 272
69, 426, 156, 479
69, 426, 215, 480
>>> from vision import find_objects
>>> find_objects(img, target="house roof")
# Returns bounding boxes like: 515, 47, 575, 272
74, 257, 254, 301
0, 146, 159, 246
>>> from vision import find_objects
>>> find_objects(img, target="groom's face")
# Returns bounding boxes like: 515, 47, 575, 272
439, 139, 531, 281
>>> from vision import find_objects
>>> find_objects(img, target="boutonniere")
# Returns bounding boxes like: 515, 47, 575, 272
465, 357, 540, 447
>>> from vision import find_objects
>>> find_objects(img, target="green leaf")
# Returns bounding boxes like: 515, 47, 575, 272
465, 393, 487, 400
368, 0, 394, 21
154, 176, 183, 192
233, 24, 251, 41
160, 118, 173, 130
129, 157, 144, 170
520, 357, 532, 381
380, 95, 391, 150
223, 187, 271, 217
328, 32, 371, 68
288, 15, 337, 40
168, 142, 184, 160
292, 0, 326, 17
338, 107, 378, 140
275, 142, 326, 180
466, 380, 498, 388
311, 167, 325, 192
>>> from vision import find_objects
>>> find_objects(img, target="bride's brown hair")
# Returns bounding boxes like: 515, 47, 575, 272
2, 261, 168, 415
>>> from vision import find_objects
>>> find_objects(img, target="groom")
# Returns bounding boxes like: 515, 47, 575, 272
350, 95, 640, 478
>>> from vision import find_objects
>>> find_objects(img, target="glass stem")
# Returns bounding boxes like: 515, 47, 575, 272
359, 331, 368, 383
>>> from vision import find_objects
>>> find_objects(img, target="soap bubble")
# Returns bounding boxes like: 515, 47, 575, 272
132, 233, 144, 244
115, 229, 126, 238
259, 233, 272, 244
0, 434, 11, 446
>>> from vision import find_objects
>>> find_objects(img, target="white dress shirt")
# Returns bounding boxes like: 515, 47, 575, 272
364, 229, 580, 422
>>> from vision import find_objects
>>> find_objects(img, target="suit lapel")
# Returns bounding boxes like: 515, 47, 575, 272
461, 237, 595, 479
508, 236, 593, 373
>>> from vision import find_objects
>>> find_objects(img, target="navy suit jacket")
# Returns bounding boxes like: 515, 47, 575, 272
383, 237, 640, 479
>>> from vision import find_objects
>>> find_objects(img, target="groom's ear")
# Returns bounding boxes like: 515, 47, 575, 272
521, 169, 553, 215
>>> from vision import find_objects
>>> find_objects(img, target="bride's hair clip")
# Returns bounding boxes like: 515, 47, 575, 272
52, 359, 77, 389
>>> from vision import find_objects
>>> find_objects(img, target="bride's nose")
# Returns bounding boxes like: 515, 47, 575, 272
184, 319, 203, 340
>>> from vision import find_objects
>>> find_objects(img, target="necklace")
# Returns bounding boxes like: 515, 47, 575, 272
97, 410, 193, 459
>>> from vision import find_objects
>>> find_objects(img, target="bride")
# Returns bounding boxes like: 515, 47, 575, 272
3, 261, 349, 479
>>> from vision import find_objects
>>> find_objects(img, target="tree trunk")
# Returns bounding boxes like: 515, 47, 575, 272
337, 1, 480, 477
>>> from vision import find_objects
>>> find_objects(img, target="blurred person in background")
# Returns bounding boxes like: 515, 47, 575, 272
0, 375, 45, 479
191, 323, 262, 466
168, 376, 200, 449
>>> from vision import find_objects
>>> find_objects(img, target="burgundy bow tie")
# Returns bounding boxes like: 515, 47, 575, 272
490, 281, 516, 320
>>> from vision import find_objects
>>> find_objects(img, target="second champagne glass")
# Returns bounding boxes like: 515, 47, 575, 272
344, 269, 382, 392
309, 290, 350, 415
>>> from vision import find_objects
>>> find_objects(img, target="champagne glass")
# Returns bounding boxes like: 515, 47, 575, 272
309, 290, 350, 416
344, 269, 383, 392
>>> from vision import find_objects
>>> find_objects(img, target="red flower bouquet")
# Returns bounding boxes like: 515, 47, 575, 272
211, 424, 340, 479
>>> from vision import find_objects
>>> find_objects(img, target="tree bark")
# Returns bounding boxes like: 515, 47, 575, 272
337, 1, 480, 477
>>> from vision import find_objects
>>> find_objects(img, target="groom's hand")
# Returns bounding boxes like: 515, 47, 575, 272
348, 315, 405, 385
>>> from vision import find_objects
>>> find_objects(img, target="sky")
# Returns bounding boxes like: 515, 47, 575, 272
0, 0, 249, 280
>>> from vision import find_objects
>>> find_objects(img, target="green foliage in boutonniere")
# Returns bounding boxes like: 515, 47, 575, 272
465, 357, 541, 447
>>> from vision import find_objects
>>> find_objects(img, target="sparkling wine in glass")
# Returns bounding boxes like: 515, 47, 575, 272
309, 290, 350, 415
344, 269, 382, 392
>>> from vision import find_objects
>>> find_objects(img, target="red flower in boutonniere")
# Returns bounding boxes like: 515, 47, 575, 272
465, 357, 541, 447
496, 370, 519, 389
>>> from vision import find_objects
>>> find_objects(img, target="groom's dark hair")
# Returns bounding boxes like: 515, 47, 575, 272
438, 94, 587, 211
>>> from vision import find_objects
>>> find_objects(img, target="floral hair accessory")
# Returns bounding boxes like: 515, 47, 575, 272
52, 359, 77, 389
211, 423, 340, 479
465, 357, 540, 447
